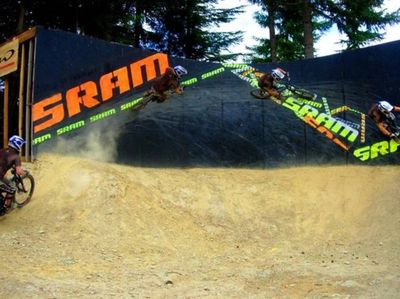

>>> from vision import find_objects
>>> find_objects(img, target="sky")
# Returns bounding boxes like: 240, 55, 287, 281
214, 0, 400, 59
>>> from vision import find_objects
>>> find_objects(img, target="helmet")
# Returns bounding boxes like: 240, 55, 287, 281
271, 68, 287, 80
173, 65, 188, 78
377, 100, 394, 113
8, 135, 25, 152
378, 100, 396, 121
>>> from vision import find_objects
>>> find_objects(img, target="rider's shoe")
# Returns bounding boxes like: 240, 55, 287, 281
4, 195, 13, 211
144, 92, 151, 98
0, 203, 11, 216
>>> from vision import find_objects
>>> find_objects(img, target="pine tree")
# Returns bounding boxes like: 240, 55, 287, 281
143, 0, 243, 61
319, 0, 400, 49
0, 0, 244, 62
247, 1, 307, 62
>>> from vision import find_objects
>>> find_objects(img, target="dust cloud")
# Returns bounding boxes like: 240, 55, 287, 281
50, 117, 126, 163
0, 153, 399, 298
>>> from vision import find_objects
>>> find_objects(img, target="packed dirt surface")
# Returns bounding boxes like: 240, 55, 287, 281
0, 153, 399, 298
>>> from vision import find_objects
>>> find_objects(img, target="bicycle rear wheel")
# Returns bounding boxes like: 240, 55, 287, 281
250, 89, 269, 99
287, 85, 316, 100
12, 173, 35, 207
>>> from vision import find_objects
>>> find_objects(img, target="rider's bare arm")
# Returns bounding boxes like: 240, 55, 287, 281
175, 87, 183, 95
377, 122, 392, 137
15, 165, 25, 177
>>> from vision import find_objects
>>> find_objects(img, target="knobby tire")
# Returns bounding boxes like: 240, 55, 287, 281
250, 89, 270, 100
13, 173, 35, 207
286, 85, 316, 100
132, 96, 153, 112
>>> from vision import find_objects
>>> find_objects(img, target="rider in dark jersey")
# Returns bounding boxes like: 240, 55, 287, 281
146, 65, 188, 103
0, 135, 25, 214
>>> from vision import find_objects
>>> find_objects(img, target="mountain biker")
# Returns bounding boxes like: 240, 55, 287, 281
0, 135, 26, 214
368, 100, 400, 138
256, 67, 289, 100
145, 65, 188, 103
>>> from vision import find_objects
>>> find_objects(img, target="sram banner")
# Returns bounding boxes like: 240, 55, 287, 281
32, 53, 169, 133
0, 38, 19, 77
283, 97, 359, 150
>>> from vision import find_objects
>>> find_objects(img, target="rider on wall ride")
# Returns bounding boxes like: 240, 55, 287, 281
0, 135, 26, 215
251, 67, 317, 102
144, 65, 188, 103
368, 100, 400, 139
256, 68, 290, 100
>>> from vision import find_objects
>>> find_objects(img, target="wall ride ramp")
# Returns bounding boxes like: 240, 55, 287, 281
32, 27, 400, 167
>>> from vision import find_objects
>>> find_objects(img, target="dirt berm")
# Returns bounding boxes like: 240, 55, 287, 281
0, 153, 399, 298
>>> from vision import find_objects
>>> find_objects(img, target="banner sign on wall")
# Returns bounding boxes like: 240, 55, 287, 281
0, 38, 19, 77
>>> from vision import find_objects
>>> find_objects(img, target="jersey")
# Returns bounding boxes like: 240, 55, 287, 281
257, 72, 282, 99
152, 67, 180, 94
0, 148, 21, 179
258, 73, 274, 90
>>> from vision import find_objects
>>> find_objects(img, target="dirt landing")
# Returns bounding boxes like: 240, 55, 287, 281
0, 153, 399, 298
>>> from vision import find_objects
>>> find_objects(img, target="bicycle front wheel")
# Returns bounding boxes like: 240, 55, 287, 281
13, 173, 35, 207
289, 86, 316, 100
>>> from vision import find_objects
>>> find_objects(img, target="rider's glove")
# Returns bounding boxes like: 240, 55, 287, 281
390, 133, 397, 138
175, 87, 183, 95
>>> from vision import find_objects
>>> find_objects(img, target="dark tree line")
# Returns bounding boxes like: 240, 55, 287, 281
0, 0, 399, 62
0, 0, 243, 61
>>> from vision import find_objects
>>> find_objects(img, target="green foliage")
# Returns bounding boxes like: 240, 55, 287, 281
0, 0, 243, 62
247, 1, 311, 62
320, 0, 400, 49
0, 0, 20, 41
143, 0, 244, 61
247, 0, 400, 62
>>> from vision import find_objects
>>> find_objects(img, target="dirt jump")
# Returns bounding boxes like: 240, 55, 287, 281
0, 153, 399, 298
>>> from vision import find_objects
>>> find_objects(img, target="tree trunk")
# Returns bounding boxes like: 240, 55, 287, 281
133, 4, 144, 48
268, 1, 277, 62
17, 2, 25, 34
303, 0, 314, 59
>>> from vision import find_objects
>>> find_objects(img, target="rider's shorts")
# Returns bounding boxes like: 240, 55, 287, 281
0, 178, 15, 195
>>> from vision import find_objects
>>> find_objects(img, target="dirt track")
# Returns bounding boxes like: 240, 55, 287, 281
0, 153, 399, 298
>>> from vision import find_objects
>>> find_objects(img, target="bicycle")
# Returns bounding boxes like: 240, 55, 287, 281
385, 116, 400, 144
131, 88, 181, 112
250, 83, 316, 101
0, 167, 35, 216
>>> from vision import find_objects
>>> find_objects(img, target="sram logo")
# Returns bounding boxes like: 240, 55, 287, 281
32, 53, 169, 133
353, 139, 400, 161
283, 97, 359, 144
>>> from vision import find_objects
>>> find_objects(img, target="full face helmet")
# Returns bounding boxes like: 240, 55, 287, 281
378, 100, 395, 120
173, 65, 188, 78
271, 68, 287, 80
8, 135, 25, 152
378, 101, 394, 113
